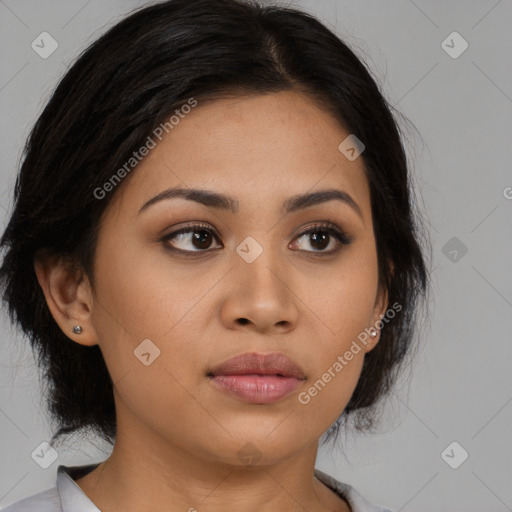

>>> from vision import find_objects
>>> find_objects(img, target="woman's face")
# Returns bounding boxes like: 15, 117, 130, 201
84, 91, 388, 465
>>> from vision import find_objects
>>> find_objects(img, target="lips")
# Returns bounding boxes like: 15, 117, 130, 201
209, 352, 306, 379
208, 352, 306, 404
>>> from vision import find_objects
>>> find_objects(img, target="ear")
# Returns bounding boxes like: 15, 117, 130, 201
33, 249, 99, 346
364, 260, 394, 353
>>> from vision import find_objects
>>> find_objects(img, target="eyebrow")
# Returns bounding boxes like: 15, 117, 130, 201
138, 186, 363, 219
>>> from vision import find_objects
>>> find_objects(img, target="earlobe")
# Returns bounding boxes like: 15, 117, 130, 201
33, 250, 99, 346
364, 283, 390, 353
371, 260, 394, 335
376, 284, 390, 324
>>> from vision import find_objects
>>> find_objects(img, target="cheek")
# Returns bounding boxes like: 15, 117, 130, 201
295, 248, 379, 344
288, 251, 377, 425
292, 302, 368, 433
286, 349, 365, 442
92, 232, 217, 339
89, 241, 211, 437
90, 235, 218, 389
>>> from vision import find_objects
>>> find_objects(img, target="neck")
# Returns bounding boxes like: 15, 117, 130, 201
73, 404, 350, 512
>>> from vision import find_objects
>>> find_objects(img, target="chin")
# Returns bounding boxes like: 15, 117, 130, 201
205, 428, 310, 467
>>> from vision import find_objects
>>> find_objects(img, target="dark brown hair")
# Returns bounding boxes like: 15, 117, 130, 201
0, 0, 431, 448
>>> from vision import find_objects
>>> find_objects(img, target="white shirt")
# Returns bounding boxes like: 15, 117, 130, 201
1, 463, 394, 512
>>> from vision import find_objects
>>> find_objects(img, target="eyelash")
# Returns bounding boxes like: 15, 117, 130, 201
160, 221, 354, 257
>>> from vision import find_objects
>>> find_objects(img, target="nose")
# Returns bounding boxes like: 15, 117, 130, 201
219, 245, 300, 335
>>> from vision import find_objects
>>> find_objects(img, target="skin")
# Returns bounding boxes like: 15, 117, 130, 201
34, 90, 389, 512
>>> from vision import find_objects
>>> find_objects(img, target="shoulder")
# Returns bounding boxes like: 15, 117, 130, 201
1, 486, 61, 511
314, 468, 396, 512
1, 463, 103, 512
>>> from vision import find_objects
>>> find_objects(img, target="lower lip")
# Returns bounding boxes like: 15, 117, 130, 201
209, 374, 303, 404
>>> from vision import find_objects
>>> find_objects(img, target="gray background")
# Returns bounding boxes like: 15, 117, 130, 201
1, 1, 511, 511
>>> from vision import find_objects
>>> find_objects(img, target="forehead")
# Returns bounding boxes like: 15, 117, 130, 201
105, 91, 371, 222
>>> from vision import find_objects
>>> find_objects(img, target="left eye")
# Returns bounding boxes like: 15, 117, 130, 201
292, 225, 352, 254
161, 222, 353, 255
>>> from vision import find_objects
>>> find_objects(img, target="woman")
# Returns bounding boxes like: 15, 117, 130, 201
0, 0, 430, 510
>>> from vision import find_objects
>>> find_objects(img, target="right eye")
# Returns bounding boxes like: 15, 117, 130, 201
160, 222, 223, 254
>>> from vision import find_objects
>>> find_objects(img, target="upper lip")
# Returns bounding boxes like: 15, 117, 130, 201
209, 352, 306, 379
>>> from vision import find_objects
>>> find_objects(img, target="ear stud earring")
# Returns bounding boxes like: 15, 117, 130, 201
369, 327, 378, 338
72, 325, 83, 334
